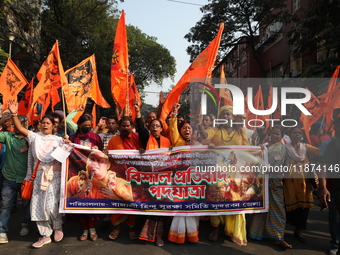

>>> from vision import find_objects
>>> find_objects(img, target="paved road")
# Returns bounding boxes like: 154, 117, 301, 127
0, 197, 332, 255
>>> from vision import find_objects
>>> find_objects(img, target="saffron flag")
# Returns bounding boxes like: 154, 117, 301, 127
319, 83, 340, 114
246, 85, 266, 129
300, 88, 321, 144
64, 54, 110, 114
219, 65, 233, 106
32, 40, 67, 111
267, 86, 281, 121
0, 58, 28, 111
160, 23, 224, 120
29, 93, 51, 126
18, 78, 34, 116
128, 73, 142, 121
319, 66, 340, 131
111, 10, 129, 112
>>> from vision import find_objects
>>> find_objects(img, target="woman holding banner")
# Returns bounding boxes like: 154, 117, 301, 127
167, 103, 201, 244
134, 102, 171, 246
198, 105, 249, 246
69, 114, 103, 241
8, 100, 68, 248
248, 125, 292, 249
283, 126, 319, 243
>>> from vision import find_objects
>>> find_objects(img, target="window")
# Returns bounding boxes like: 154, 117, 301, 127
293, 0, 300, 12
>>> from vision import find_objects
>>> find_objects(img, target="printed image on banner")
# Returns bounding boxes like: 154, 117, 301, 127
60, 145, 268, 216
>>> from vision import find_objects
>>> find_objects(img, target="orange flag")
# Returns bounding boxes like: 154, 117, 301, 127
111, 10, 129, 113
246, 85, 266, 129
64, 54, 110, 114
160, 23, 224, 120
0, 58, 28, 111
318, 66, 340, 131
219, 65, 233, 106
128, 73, 142, 121
300, 88, 321, 144
320, 83, 340, 113
31, 40, 67, 111
18, 78, 34, 116
29, 93, 51, 126
267, 86, 281, 120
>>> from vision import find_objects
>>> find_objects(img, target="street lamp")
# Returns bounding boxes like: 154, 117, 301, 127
6, 31, 15, 58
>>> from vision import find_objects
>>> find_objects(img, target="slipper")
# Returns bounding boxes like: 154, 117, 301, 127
208, 230, 219, 242
129, 230, 138, 240
294, 233, 308, 243
156, 237, 164, 247
79, 234, 88, 241
90, 233, 98, 241
108, 229, 120, 240
275, 241, 293, 249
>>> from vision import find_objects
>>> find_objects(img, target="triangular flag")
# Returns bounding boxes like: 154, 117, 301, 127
64, 54, 110, 119
31, 40, 67, 111
0, 58, 28, 111
160, 23, 224, 120
219, 65, 233, 106
128, 73, 142, 121
300, 88, 321, 144
111, 10, 129, 113
18, 78, 34, 116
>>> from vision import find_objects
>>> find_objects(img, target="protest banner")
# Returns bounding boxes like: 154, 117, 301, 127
59, 145, 268, 216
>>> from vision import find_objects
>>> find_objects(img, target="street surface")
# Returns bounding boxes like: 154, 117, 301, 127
0, 196, 331, 255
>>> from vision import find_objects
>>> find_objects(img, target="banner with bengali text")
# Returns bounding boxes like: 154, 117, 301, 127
59, 145, 268, 216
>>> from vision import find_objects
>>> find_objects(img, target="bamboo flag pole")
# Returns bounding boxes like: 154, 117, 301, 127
61, 88, 68, 137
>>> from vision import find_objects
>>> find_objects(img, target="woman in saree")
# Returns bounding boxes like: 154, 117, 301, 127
134, 102, 171, 246
168, 103, 201, 244
248, 125, 292, 249
198, 105, 248, 246
283, 126, 319, 243
8, 100, 68, 248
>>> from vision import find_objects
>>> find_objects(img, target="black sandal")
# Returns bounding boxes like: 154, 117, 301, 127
208, 230, 219, 242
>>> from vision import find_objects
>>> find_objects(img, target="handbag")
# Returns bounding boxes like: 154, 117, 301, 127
21, 160, 41, 200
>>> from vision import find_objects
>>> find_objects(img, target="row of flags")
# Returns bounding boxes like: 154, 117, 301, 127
0, 9, 339, 137
0, 42, 110, 125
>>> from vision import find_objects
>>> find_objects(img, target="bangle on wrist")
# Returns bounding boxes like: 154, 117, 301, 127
171, 112, 178, 115
11, 113, 18, 116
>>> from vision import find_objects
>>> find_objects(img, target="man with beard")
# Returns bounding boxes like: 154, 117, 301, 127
106, 116, 141, 241
0, 115, 30, 244
106, 116, 141, 150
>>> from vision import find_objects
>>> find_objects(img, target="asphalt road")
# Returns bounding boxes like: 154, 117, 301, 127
0, 197, 332, 255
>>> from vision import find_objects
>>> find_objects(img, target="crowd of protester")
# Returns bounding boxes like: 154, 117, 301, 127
0, 99, 339, 255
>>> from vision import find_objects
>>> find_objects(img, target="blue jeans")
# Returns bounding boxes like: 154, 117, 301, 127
0, 179, 30, 233
0, 171, 4, 197
329, 192, 340, 249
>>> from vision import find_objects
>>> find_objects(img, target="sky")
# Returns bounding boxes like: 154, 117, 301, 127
118, 0, 209, 106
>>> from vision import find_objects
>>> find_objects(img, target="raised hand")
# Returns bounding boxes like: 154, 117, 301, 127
76, 104, 85, 112
8, 99, 18, 114
172, 103, 181, 112
159, 91, 165, 105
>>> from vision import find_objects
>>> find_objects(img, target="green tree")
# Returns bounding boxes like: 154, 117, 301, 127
41, 0, 175, 101
288, 0, 340, 78
0, 0, 11, 72
185, 0, 287, 77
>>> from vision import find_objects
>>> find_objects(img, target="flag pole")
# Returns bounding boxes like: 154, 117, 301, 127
61, 87, 67, 137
